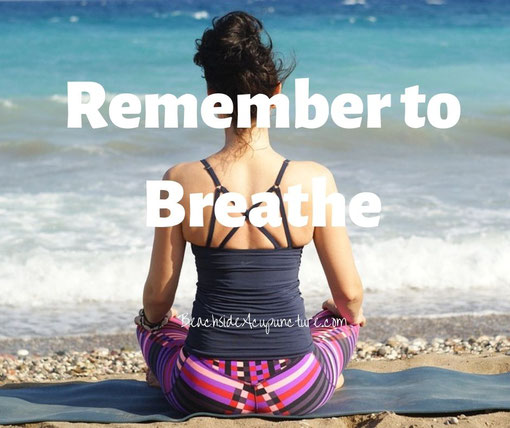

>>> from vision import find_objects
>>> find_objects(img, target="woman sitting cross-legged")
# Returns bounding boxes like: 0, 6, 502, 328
135, 10, 365, 416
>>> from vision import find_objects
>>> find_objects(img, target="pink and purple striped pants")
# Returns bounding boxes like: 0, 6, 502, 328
136, 309, 359, 415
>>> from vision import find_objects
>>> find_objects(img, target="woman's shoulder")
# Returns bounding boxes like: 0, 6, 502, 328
161, 160, 207, 183
287, 160, 333, 176
285, 160, 336, 187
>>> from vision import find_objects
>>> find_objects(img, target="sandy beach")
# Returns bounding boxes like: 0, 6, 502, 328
2, 314, 509, 427
1, 351, 509, 427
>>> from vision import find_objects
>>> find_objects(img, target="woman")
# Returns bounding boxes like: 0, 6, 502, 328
135, 11, 365, 416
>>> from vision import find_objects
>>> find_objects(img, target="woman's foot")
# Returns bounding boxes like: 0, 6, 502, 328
335, 373, 344, 391
146, 369, 161, 388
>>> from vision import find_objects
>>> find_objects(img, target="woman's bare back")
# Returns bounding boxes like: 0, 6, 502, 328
168, 152, 331, 250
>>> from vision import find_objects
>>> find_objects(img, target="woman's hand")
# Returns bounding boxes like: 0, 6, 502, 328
352, 307, 366, 327
322, 298, 341, 316
322, 298, 366, 327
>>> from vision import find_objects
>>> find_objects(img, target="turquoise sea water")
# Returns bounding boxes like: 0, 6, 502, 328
1, 0, 509, 337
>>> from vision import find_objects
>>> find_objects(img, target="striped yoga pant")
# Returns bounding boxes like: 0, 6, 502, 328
136, 309, 359, 415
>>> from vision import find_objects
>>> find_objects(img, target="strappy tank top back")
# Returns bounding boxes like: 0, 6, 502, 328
183, 159, 315, 360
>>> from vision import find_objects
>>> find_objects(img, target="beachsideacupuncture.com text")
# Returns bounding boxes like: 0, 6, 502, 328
67, 79, 462, 129
177, 313, 347, 335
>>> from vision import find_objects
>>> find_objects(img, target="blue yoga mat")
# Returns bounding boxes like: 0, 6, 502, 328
1, 367, 509, 423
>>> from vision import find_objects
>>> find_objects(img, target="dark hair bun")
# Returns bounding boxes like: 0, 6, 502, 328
194, 11, 295, 127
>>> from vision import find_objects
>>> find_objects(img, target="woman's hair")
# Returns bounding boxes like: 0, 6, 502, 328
194, 11, 295, 149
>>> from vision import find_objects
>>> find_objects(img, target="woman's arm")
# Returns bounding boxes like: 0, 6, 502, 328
142, 167, 186, 324
312, 167, 365, 326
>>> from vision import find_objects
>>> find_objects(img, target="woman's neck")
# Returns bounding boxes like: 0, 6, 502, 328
218, 126, 276, 160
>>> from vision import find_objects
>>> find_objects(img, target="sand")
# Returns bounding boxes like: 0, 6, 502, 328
1, 352, 509, 427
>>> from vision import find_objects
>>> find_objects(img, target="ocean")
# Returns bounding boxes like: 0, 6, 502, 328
1, 0, 509, 338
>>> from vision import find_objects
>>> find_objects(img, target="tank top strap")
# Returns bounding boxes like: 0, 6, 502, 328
201, 159, 228, 247
201, 159, 228, 192
200, 158, 294, 249
274, 159, 290, 187
272, 159, 293, 248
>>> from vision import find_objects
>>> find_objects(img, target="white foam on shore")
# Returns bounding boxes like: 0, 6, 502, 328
192, 10, 209, 20
0, 98, 16, 109
354, 235, 510, 291
1, 191, 509, 336
342, 0, 366, 5
1, 229, 509, 308
1, 188, 509, 309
